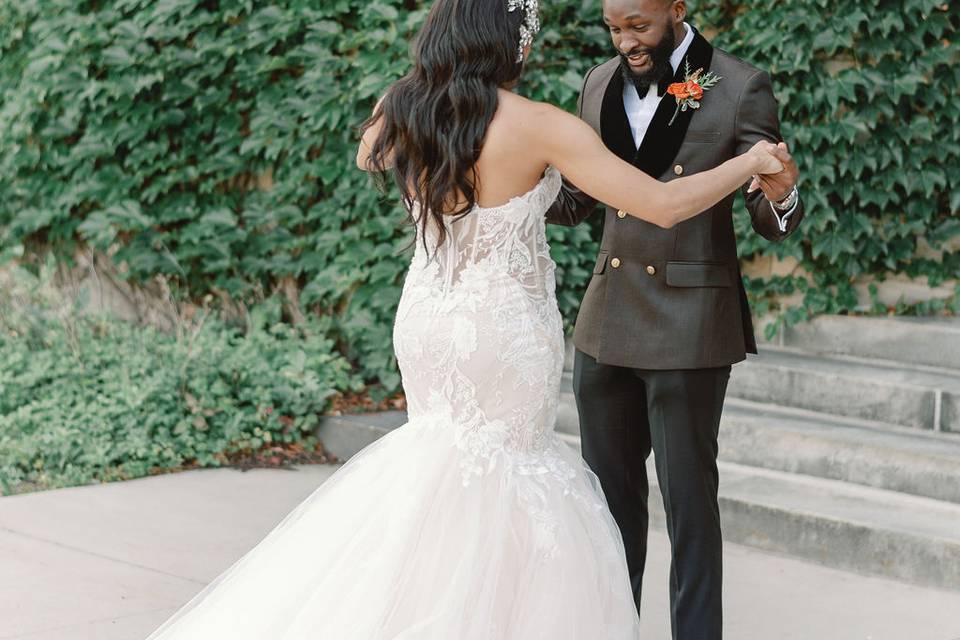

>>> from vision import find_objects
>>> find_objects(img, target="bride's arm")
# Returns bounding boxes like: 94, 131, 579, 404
356, 95, 390, 171
533, 103, 782, 229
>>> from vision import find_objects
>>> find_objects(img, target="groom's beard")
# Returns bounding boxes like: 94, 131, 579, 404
618, 25, 677, 95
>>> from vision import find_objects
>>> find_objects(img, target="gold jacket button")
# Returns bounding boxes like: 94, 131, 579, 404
646, 265, 657, 276
610, 258, 622, 269
674, 164, 684, 176
617, 210, 627, 219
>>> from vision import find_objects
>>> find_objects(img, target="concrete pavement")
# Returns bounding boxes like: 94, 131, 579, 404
2, 464, 959, 640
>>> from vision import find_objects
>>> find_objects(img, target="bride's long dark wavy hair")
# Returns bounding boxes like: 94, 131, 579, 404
360, 0, 527, 249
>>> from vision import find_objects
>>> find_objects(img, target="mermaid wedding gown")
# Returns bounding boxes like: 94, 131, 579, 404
145, 166, 642, 639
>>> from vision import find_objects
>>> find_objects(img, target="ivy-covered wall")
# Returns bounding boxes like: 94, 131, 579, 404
697, 0, 959, 332
0, 0, 956, 393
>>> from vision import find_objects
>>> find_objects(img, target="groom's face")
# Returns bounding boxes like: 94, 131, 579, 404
603, 0, 686, 89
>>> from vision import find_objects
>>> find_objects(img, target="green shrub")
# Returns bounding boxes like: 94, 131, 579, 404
0, 263, 357, 494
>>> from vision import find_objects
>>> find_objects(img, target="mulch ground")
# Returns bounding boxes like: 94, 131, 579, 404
220, 389, 408, 472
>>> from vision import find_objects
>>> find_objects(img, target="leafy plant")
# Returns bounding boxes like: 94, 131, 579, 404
696, 0, 959, 332
0, 262, 358, 495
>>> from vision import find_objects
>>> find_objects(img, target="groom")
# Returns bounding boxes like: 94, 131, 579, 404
547, 1, 803, 638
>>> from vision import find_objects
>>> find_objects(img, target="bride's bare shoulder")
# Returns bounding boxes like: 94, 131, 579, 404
494, 89, 584, 140
496, 89, 569, 120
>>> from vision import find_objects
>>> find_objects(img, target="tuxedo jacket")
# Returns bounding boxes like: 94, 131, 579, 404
547, 29, 805, 370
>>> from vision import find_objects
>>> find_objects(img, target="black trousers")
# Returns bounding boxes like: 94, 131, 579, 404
572, 349, 731, 640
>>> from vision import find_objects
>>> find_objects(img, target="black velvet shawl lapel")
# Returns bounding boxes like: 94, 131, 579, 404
635, 28, 714, 177
599, 70, 637, 164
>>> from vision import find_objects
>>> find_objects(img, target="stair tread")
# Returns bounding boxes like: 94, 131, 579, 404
562, 351, 960, 394
775, 315, 960, 374
558, 431, 960, 543
722, 398, 960, 459
558, 385, 960, 458
790, 314, 960, 335
804, 315, 960, 332
715, 461, 960, 542
556, 389, 960, 502
742, 348, 960, 391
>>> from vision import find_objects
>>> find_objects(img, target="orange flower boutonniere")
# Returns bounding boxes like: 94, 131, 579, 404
666, 60, 722, 126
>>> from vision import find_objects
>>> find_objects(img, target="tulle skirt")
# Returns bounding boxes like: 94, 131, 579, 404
145, 415, 642, 639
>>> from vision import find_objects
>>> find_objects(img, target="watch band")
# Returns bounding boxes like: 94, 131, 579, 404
771, 186, 799, 211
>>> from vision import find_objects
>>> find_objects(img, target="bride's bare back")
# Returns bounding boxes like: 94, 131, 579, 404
467, 90, 555, 208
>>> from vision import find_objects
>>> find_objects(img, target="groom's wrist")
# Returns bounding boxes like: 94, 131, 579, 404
769, 186, 799, 211
768, 186, 800, 234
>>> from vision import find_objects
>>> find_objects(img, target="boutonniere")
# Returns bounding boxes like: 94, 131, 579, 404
666, 60, 722, 126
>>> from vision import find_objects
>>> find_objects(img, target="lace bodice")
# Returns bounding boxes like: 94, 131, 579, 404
407, 166, 562, 302
393, 166, 567, 483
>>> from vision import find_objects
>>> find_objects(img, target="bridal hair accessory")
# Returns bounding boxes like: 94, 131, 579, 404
507, 0, 540, 62
666, 59, 722, 126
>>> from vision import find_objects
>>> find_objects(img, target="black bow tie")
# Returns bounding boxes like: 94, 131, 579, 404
657, 60, 682, 97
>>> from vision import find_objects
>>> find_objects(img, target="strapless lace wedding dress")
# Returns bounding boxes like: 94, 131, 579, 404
145, 166, 641, 639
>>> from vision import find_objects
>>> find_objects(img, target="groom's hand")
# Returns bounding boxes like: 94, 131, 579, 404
747, 142, 798, 201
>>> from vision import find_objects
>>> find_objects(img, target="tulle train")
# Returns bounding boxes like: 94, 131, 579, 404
145, 416, 642, 639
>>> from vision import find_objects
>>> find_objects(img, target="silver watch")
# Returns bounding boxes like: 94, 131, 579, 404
771, 186, 799, 211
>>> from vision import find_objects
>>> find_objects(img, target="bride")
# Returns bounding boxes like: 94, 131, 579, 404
145, 1, 781, 638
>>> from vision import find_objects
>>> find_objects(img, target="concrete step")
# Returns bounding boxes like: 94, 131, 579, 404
718, 399, 960, 504
561, 434, 960, 592
727, 348, 960, 433
558, 378, 960, 503
316, 410, 960, 590
561, 314, 960, 375
315, 411, 408, 460
777, 314, 960, 371
566, 316, 960, 432
561, 337, 960, 435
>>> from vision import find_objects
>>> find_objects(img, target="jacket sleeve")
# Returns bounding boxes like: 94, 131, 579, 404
735, 70, 805, 242
545, 67, 602, 227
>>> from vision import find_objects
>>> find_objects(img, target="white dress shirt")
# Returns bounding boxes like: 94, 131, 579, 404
622, 22, 799, 233
622, 22, 695, 148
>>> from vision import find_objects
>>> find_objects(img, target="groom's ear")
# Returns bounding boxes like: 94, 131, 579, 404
670, 0, 687, 23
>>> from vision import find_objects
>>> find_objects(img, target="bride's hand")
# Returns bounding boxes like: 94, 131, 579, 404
748, 141, 785, 175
